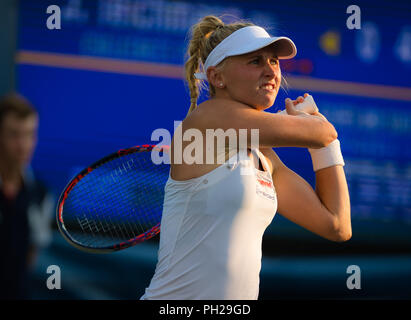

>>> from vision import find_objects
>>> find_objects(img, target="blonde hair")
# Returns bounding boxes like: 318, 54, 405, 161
184, 16, 254, 116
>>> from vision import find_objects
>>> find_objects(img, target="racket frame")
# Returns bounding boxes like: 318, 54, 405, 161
56, 144, 168, 253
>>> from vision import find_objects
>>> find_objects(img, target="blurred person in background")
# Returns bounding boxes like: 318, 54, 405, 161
0, 93, 54, 299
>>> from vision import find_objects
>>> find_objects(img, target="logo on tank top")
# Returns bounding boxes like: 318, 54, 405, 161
255, 170, 276, 201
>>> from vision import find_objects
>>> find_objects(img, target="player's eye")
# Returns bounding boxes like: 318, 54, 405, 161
249, 57, 260, 64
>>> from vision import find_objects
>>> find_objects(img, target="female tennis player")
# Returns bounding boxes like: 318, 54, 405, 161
141, 15, 351, 300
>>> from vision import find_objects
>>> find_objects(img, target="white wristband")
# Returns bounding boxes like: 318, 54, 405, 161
308, 139, 345, 172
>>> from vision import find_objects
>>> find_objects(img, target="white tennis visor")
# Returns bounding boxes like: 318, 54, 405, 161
194, 26, 297, 80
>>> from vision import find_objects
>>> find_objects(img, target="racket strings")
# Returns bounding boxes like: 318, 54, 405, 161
62, 151, 169, 248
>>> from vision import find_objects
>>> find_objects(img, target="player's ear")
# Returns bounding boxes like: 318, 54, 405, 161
207, 66, 224, 89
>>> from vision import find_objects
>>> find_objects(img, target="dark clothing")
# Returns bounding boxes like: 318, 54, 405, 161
0, 175, 52, 299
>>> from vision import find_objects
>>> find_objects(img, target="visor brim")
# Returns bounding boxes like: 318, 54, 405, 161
227, 36, 297, 60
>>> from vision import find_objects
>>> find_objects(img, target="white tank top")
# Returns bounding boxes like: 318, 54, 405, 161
140, 148, 277, 300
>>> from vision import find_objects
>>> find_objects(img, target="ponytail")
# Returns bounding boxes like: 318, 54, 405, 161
184, 16, 253, 117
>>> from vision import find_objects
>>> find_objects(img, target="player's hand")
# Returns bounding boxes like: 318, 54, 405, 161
311, 110, 328, 121
299, 93, 329, 119
283, 94, 330, 123
279, 93, 312, 115
284, 97, 307, 116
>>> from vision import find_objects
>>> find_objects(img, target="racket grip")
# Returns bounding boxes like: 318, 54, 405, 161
278, 95, 319, 114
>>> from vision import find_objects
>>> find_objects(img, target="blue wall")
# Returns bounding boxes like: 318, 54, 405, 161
10, 0, 411, 300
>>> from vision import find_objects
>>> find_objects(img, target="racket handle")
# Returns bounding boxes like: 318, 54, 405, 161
278, 94, 319, 114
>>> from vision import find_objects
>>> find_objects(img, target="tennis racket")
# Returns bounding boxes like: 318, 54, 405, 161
57, 144, 170, 253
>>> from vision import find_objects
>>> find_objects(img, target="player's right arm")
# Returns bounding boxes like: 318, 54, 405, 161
193, 97, 337, 149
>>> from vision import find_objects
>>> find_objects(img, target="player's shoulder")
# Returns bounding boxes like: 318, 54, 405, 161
198, 98, 250, 113
185, 98, 252, 129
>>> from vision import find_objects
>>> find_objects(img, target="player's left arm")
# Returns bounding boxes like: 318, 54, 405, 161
263, 147, 351, 242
